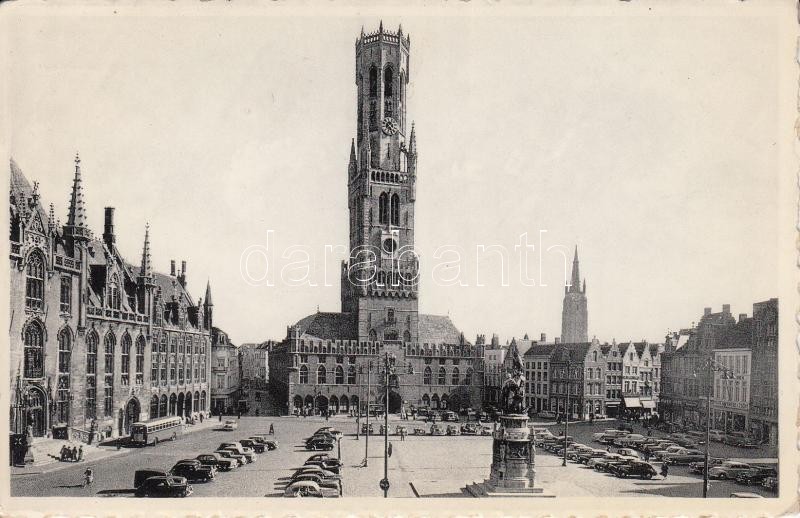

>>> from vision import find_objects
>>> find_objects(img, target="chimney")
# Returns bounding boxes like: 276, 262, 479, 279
704, 307, 712, 316
170, 260, 176, 277
177, 260, 187, 287
722, 304, 731, 314
540, 333, 547, 342
491, 334, 499, 347
103, 207, 115, 248
555, 337, 561, 344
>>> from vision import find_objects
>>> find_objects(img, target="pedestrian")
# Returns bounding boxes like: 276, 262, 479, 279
647, 428, 653, 437
60, 445, 68, 462
237, 411, 241, 420
660, 462, 669, 479
644, 451, 650, 462
607, 446, 611, 453
200, 413, 204, 423
218, 412, 222, 422
78, 445, 84, 462
269, 423, 274, 435
83, 467, 94, 488
326, 410, 329, 421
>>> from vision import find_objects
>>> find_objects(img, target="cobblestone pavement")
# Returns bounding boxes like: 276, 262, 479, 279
10, 416, 777, 498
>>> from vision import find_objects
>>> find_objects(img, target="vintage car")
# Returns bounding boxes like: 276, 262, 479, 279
170, 460, 215, 482
306, 437, 335, 451
723, 432, 759, 448
413, 427, 427, 435
576, 449, 607, 464
707, 429, 726, 442
461, 423, 479, 435
283, 480, 340, 498
615, 448, 640, 459
315, 427, 343, 438
430, 424, 445, 436
663, 449, 705, 465
653, 446, 686, 461
708, 461, 753, 480
446, 425, 460, 436
613, 460, 658, 479
597, 430, 630, 445
615, 434, 646, 448
480, 426, 493, 436
307, 431, 337, 443
688, 457, 725, 474
587, 453, 623, 471
196, 453, 237, 471
361, 423, 375, 435
290, 473, 341, 491
134, 469, 169, 489
762, 476, 778, 492
537, 411, 557, 419
263, 440, 279, 451
222, 420, 238, 431
214, 449, 246, 466
292, 465, 341, 481
685, 431, 707, 444
642, 441, 676, 454
305, 459, 342, 473
239, 439, 265, 454
306, 453, 333, 463
135, 475, 193, 498
736, 466, 778, 486
219, 442, 257, 463
442, 411, 459, 422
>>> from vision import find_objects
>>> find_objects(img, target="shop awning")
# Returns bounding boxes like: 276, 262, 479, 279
605, 401, 621, 406
623, 397, 642, 408
641, 400, 656, 409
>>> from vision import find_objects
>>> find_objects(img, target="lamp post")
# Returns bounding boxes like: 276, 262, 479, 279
695, 355, 741, 498
562, 360, 570, 467
357, 361, 374, 467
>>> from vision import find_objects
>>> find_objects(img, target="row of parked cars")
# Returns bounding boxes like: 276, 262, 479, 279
535, 429, 659, 479
133, 433, 279, 497
284, 427, 345, 497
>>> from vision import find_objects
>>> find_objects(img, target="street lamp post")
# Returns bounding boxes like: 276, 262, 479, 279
563, 361, 570, 467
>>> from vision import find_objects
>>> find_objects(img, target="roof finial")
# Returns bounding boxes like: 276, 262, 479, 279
140, 223, 152, 277
65, 150, 90, 240
48, 203, 55, 231
361, 25, 365, 37
398, 23, 403, 36
379, 20, 384, 33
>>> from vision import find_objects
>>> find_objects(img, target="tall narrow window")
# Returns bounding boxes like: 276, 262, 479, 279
104, 333, 115, 417
451, 367, 460, 385
317, 365, 327, 384
299, 364, 308, 384
121, 334, 131, 386
136, 336, 145, 384
384, 66, 394, 97
369, 65, 378, 97
390, 194, 399, 226
23, 321, 44, 378
25, 253, 45, 310
438, 367, 446, 385
379, 192, 389, 224
348, 365, 356, 384
107, 275, 121, 309
423, 366, 432, 385
86, 331, 97, 419
60, 276, 72, 313
335, 365, 344, 384
56, 328, 71, 423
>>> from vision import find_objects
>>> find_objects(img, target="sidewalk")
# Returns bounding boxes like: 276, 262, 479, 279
11, 416, 221, 476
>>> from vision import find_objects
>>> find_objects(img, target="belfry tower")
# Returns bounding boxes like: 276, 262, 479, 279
341, 23, 419, 344
561, 246, 588, 343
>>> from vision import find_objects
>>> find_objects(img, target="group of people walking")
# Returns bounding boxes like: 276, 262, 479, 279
59, 444, 84, 462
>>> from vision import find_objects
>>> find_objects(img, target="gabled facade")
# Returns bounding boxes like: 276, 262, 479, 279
9, 157, 212, 441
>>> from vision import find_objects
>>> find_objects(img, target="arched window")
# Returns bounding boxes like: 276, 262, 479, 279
403, 330, 411, 343
23, 321, 44, 378
465, 367, 473, 385
369, 65, 378, 97
60, 276, 72, 314
438, 367, 446, 385
593, 351, 598, 362
423, 366, 432, 385
104, 333, 115, 417
379, 192, 389, 224
390, 194, 399, 226
422, 394, 430, 407
86, 331, 98, 419
150, 395, 159, 418
121, 333, 131, 386
451, 367, 460, 385
58, 328, 71, 374
348, 365, 357, 384
25, 253, 45, 309
369, 329, 378, 342
56, 328, 72, 423
107, 275, 121, 310
136, 336, 145, 384
335, 365, 344, 384
159, 394, 168, 417
317, 365, 327, 384
384, 66, 394, 97
104, 333, 116, 374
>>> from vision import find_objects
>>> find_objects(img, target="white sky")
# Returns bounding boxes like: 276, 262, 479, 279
5, 11, 783, 345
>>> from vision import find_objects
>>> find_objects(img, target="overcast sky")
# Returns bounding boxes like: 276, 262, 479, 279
6, 11, 784, 345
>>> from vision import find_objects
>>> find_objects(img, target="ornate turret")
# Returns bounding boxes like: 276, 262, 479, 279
203, 280, 213, 330
64, 153, 91, 243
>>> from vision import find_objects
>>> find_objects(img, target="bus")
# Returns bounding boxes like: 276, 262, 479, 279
130, 416, 183, 446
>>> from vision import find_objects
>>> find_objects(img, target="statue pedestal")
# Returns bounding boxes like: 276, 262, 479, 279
465, 414, 554, 498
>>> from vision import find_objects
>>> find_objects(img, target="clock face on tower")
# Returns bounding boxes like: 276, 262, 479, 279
381, 116, 399, 136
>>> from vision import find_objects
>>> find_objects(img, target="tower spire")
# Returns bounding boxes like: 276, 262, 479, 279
48, 203, 56, 232
204, 279, 213, 307
140, 223, 152, 277
65, 152, 90, 242
569, 245, 580, 293
409, 122, 416, 155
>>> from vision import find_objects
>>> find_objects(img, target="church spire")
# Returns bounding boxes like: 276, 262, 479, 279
65, 152, 90, 242
568, 245, 581, 293
348, 138, 357, 176
204, 279, 213, 307
140, 223, 152, 278
409, 122, 416, 156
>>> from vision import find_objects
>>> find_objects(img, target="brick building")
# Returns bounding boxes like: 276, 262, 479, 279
268, 25, 483, 416
9, 157, 212, 441
748, 298, 778, 445
561, 247, 588, 344
210, 326, 239, 415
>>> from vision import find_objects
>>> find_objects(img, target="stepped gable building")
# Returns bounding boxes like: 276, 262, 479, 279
548, 339, 606, 420
9, 156, 212, 441
748, 298, 778, 445
269, 25, 483, 416
561, 246, 588, 344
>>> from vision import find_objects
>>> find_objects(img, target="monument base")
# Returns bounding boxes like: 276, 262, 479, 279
465, 479, 554, 498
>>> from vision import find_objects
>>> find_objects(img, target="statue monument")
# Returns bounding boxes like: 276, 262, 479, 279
466, 343, 553, 497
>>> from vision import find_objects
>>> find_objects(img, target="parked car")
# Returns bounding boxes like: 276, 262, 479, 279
361, 423, 374, 435
315, 427, 343, 438
708, 461, 752, 480
214, 449, 245, 466
307, 453, 333, 463
736, 467, 778, 486
708, 429, 726, 442
430, 424, 445, 436
196, 453, 236, 472
263, 440, 279, 450
724, 432, 758, 448
685, 431, 707, 444
643, 441, 676, 454
239, 439, 265, 453
307, 432, 336, 444
538, 411, 557, 419
480, 426, 493, 436
134, 469, 169, 489
442, 411, 458, 422
446, 425, 460, 436
689, 457, 725, 474
290, 473, 341, 491
663, 449, 705, 465
615, 448, 640, 459
135, 475, 192, 497
461, 423, 479, 435
615, 434, 646, 448
305, 459, 342, 473
653, 446, 686, 461
762, 476, 778, 492
170, 460, 215, 482
219, 442, 257, 463
292, 465, 341, 480
588, 453, 623, 471
307, 438, 335, 451
613, 460, 658, 479
222, 420, 238, 431
284, 480, 339, 498
577, 449, 607, 464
